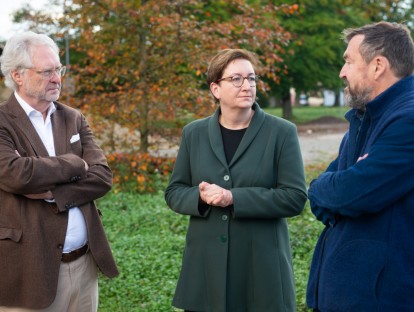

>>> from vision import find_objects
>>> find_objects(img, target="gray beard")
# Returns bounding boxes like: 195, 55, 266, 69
344, 86, 373, 111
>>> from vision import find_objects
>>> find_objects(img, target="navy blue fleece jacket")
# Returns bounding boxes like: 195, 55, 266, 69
307, 75, 414, 312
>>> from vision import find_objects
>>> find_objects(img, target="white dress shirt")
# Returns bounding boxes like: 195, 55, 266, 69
15, 92, 88, 253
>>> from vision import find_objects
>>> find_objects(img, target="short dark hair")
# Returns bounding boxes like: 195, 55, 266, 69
342, 22, 414, 78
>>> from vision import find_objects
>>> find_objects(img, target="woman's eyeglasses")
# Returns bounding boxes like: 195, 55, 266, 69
216, 74, 259, 87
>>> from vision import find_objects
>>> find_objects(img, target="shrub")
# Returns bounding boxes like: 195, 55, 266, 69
107, 152, 175, 194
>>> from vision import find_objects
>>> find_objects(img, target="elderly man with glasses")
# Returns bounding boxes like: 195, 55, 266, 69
0, 31, 118, 312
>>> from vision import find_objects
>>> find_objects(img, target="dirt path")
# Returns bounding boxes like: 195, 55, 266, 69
298, 119, 347, 165
299, 132, 343, 165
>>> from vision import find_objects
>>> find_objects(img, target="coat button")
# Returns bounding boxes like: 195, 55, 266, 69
57, 244, 64, 250
223, 175, 230, 181
220, 235, 227, 243
222, 215, 228, 221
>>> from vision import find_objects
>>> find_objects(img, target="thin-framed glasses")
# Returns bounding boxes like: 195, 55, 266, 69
216, 74, 259, 87
25, 66, 67, 79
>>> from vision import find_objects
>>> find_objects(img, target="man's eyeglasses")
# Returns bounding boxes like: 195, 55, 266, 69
26, 66, 67, 79
216, 74, 259, 88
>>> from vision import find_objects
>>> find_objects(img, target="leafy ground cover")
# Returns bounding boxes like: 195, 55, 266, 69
97, 161, 327, 312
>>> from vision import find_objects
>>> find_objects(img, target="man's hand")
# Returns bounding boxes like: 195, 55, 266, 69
199, 181, 233, 207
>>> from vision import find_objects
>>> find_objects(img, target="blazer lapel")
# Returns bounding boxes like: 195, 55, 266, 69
6, 95, 49, 157
51, 104, 67, 156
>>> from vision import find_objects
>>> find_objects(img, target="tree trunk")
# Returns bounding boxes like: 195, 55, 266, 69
139, 101, 149, 153
334, 90, 340, 107
282, 96, 292, 120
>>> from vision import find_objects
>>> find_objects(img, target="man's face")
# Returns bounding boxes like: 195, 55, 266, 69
20, 45, 62, 107
339, 35, 374, 110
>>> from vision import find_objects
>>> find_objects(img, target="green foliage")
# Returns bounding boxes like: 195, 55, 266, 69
271, 0, 369, 96
97, 191, 186, 311
97, 163, 328, 311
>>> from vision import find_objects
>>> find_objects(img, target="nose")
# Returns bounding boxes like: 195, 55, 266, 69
339, 64, 346, 79
49, 70, 62, 82
241, 77, 251, 89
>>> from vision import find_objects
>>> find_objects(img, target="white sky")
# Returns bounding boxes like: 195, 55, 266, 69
0, 0, 51, 41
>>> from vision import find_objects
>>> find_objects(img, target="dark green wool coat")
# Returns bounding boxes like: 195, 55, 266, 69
165, 103, 307, 312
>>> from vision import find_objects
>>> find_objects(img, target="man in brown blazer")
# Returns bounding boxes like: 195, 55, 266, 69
0, 32, 118, 311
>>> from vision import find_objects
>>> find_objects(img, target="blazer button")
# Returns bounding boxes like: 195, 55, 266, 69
222, 215, 228, 221
220, 235, 227, 243
71, 176, 81, 182
223, 175, 230, 181
65, 202, 76, 209
57, 244, 64, 250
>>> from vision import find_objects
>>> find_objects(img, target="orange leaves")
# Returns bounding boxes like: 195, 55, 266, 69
281, 4, 300, 16
137, 174, 145, 184
291, 4, 299, 12
106, 152, 176, 194
63, 0, 293, 155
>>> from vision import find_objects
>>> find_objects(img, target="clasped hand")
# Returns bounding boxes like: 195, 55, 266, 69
199, 181, 233, 207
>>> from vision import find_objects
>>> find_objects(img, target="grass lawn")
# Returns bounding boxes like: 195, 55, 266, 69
265, 105, 347, 124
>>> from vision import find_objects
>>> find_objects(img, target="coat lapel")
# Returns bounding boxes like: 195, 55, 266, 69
208, 108, 228, 168
229, 103, 265, 167
208, 102, 265, 168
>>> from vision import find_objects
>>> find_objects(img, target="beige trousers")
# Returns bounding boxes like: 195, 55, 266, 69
0, 253, 98, 312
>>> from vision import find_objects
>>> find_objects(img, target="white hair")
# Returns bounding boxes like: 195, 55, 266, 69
0, 31, 59, 90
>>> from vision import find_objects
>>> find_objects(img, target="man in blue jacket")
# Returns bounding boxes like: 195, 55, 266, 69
307, 22, 414, 312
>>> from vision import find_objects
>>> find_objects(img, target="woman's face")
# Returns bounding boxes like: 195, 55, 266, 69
210, 58, 256, 110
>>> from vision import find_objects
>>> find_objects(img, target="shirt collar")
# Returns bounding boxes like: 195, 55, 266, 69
14, 91, 56, 117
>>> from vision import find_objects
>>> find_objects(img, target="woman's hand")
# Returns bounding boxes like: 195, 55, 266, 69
199, 181, 233, 207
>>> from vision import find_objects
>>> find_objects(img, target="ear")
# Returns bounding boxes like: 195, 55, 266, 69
210, 82, 221, 101
11, 70, 24, 87
372, 56, 389, 80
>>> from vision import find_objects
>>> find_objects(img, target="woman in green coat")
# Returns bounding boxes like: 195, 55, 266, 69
165, 49, 307, 312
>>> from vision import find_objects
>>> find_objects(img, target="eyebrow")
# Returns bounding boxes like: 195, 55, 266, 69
227, 72, 255, 76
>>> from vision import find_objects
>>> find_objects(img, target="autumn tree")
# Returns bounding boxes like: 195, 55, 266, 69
55, 0, 295, 153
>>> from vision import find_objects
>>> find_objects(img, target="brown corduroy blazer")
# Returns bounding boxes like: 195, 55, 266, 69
0, 94, 118, 309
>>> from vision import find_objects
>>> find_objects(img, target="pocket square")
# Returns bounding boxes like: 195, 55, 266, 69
70, 133, 80, 143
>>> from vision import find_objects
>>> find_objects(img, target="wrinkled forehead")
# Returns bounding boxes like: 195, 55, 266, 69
30, 45, 61, 68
